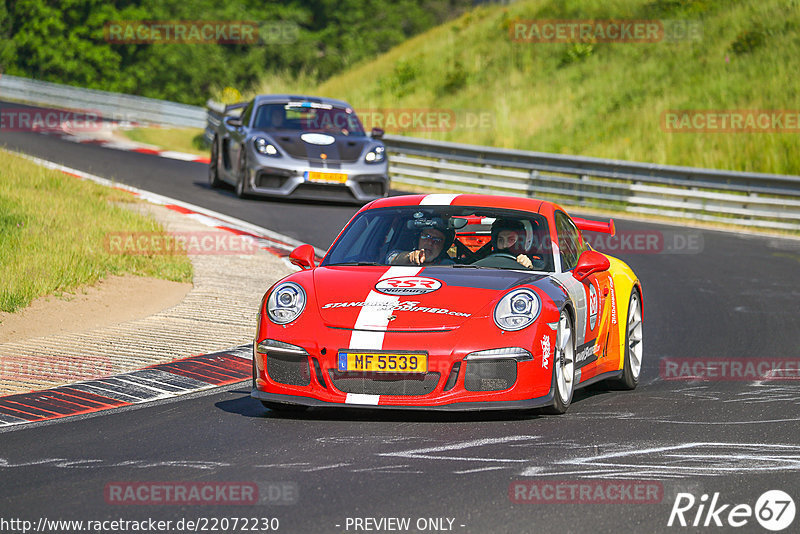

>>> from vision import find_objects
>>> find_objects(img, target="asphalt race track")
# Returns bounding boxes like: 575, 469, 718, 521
2, 109, 800, 533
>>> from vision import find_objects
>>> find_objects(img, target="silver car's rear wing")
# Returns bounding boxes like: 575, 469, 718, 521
204, 100, 248, 143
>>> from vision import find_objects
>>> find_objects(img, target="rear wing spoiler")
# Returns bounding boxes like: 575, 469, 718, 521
222, 102, 247, 115
205, 100, 249, 143
573, 217, 615, 235
206, 100, 247, 117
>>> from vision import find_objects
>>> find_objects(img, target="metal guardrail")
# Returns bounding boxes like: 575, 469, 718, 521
382, 135, 800, 231
0, 74, 206, 128
3, 75, 795, 232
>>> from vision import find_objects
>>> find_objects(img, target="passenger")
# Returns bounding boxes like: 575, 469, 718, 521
388, 226, 455, 265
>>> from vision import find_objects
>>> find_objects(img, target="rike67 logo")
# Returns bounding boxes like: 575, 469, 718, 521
668, 490, 796, 531
375, 277, 442, 296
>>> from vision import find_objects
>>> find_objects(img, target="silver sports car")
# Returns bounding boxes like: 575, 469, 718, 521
207, 94, 389, 202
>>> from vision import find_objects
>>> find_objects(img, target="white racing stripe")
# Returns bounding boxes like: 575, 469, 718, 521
348, 266, 422, 350
345, 266, 423, 408
419, 194, 459, 205
347, 193, 455, 348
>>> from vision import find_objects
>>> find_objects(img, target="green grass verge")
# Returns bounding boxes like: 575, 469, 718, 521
121, 127, 208, 156
311, 0, 800, 176
114, 0, 798, 235
0, 150, 193, 313
133, 0, 800, 175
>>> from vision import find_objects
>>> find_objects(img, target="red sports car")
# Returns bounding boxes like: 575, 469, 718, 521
252, 194, 643, 413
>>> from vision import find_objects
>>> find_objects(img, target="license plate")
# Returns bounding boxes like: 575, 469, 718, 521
337, 351, 427, 373
305, 171, 347, 184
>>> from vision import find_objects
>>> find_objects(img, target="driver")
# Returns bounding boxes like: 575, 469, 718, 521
491, 219, 534, 269
269, 106, 286, 129
388, 223, 455, 265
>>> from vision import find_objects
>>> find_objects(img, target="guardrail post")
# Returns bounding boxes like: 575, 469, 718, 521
529, 169, 539, 198
437, 158, 446, 189
579, 174, 589, 206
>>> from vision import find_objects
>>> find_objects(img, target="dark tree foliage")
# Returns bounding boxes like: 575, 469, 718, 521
0, 0, 472, 105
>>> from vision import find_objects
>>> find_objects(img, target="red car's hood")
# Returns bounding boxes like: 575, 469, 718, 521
312, 265, 546, 331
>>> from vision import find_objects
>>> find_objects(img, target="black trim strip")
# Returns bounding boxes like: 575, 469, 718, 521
251, 388, 555, 412
576, 369, 623, 389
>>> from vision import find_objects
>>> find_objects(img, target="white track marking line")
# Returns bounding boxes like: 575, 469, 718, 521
380, 435, 539, 463
6, 149, 325, 257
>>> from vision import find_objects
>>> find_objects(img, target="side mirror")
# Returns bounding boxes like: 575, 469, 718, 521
226, 117, 243, 128
370, 127, 384, 140
289, 244, 316, 270
573, 250, 610, 282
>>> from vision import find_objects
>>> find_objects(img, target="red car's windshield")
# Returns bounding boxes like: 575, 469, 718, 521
322, 206, 555, 271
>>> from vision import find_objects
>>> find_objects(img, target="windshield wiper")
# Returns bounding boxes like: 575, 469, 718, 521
329, 261, 382, 266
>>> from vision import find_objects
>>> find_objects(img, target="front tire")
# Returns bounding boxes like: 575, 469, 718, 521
208, 137, 223, 188
609, 289, 642, 390
541, 309, 575, 415
235, 149, 250, 198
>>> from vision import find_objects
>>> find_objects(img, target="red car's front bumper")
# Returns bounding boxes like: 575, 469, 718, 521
251, 323, 556, 411
250, 388, 556, 411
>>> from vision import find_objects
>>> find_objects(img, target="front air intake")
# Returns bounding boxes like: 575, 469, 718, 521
329, 371, 440, 396
267, 353, 311, 386
464, 360, 517, 392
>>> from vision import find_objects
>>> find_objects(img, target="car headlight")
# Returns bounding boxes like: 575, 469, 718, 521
254, 137, 280, 157
364, 145, 385, 163
267, 282, 306, 324
494, 288, 540, 331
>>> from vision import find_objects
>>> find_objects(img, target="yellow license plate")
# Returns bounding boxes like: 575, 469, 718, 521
337, 351, 427, 373
306, 171, 348, 183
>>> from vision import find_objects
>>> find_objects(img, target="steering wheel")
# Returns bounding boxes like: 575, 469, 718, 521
472, 252, 524, 268
489, 252, 518, 261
